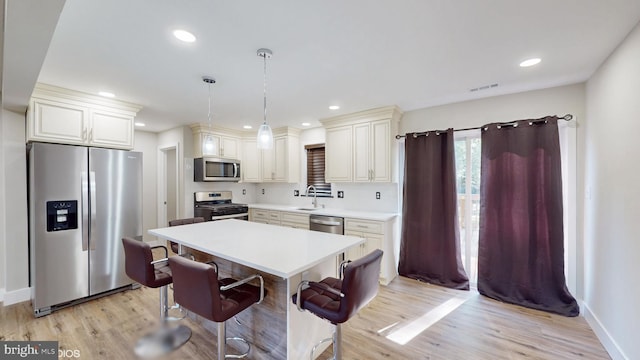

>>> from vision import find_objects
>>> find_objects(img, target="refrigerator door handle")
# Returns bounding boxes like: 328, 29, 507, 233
89, 171, 97, 250
81, 171, 89, 251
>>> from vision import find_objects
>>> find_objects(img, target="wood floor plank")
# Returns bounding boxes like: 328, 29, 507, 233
0, 276, 610, 359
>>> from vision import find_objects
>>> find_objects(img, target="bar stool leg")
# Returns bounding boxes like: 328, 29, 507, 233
333, 324, 342, 360
218, 322, 226, 359
134, 285, 192, 358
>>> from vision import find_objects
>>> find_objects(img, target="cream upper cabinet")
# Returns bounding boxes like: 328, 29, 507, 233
241, 127, 300, 183
321, 106, 401, 183
191, 125, 241, 159
89, 109, 134, 148
241, 138, 262, 183
27, 83, 141, 149
259, 127, 301, 183
325, 125, 353, 182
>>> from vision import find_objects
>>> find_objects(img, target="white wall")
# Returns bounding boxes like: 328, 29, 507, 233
584, 21, 640, 360
1, 109, 30, 304
0, 110, 6, 301
133, 131, 159, 241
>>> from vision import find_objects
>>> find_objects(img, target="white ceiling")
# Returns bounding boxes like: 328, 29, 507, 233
13, 0, 640, 132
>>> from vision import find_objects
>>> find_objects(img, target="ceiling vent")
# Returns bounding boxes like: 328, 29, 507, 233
470, 83, 499, 92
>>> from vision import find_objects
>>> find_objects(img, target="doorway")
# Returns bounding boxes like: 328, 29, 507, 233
158, 144, 180, 227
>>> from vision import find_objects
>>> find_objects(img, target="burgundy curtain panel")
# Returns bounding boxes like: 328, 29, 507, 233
398, 129, 469, 290
478, 117, 579, 316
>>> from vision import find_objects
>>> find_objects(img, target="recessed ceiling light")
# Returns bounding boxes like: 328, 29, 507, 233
98, 91, 115, 98
301, 122, 311, 127
519, 58, 541, 67
243, 125, 253, 129
134, 122, 145, 127
173, 29, 196, 43
329, 105, 340, 110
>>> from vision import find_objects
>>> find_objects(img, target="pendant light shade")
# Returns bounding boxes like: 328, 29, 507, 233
202, 76, 216, 155
257, 48, 274, 150
257, 122, 274, 149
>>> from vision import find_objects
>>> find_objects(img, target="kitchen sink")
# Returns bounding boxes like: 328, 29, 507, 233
296, 207, 318, 211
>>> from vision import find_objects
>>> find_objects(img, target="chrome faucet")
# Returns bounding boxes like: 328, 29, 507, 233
305, 185, 318, 208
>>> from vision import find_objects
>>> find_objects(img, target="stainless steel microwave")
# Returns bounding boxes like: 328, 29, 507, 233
194, 157, 241, 182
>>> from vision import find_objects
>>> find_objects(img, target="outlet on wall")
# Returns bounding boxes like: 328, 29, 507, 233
294, 190, 299, 196
376, 192, 381, 200
242, 189, 246, 195
261, 188, 265, 195
337, 191, 344, 198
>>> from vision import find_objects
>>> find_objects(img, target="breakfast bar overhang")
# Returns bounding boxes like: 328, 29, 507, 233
149, 219, 364, 359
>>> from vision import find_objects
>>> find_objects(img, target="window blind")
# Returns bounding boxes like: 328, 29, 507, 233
306, 144, 332, 197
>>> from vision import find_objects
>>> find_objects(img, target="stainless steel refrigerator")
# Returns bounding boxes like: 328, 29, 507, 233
28, 142, 142, 317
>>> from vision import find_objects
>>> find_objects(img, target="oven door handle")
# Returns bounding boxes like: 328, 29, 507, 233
209, 212, 249, 221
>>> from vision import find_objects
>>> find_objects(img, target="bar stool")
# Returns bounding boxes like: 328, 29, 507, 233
168, 217, 205, 254
292, 249, 383, 360
168, 255, 265, 359
121, 237, 192, 358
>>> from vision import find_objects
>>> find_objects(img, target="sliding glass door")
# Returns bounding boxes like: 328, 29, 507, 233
454, 133, 481, 285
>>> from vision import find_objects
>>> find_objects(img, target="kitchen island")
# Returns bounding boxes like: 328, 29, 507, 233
148, 219, 364, 359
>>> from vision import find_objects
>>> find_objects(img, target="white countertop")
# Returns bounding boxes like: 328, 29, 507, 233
248, 203, 398, 221
148, 219, 364, 279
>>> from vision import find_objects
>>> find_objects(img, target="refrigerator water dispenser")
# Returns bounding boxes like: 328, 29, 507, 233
46, 200, 78, 231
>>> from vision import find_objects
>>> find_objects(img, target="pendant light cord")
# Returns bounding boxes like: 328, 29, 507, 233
263, 52, 268, 125
208, 81, 212, 129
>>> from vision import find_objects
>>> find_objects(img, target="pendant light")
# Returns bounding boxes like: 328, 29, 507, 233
202, 76, 216, 155
256, 48, 274, 149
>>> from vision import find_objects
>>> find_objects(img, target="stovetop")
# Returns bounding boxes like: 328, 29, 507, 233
194, 191, 247, 215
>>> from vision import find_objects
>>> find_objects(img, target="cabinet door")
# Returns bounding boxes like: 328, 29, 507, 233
325, 126, 353, 182
29, 98, 88, 145
201, 133, 221, 157
353, 123, 371, 182
89, 109, 134, 149
371, 120, 391, 182
261, 136, 287, 182
220, 136, 239, 159
344, 230, 364, 261
241, 139, 262, 182
363, 232, 384, 255
272, 136, 287, 181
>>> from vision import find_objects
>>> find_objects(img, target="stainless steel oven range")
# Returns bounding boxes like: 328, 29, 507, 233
193, 191, 248, 221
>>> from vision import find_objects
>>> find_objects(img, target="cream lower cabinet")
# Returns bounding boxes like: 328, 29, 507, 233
344, 217, 397, 285
27, 84, 140, 150
280, 212, 310, 230
250, 209, 310, 229
250, 209, 281, 225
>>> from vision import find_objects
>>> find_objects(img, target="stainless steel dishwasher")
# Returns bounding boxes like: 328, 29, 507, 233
309, 214, 344, 234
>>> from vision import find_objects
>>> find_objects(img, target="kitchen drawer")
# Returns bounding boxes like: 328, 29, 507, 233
267, 211, 282, 221
280, 221, 309, 230
251, 209, 270, 221
345, 218, 383, 234
281, 212, 309, 225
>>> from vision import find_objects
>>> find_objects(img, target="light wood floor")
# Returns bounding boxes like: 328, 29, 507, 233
0, 276, 610, 359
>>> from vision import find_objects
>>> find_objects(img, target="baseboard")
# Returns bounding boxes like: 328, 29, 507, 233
583, 302, 628, 360
3, 287, 30, 306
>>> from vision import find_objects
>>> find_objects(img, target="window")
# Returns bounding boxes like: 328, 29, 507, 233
305, 144, 331, 197
454, 133, 481, 285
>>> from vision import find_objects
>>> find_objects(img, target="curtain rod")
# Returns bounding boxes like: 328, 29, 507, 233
395, 114, 573, 139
